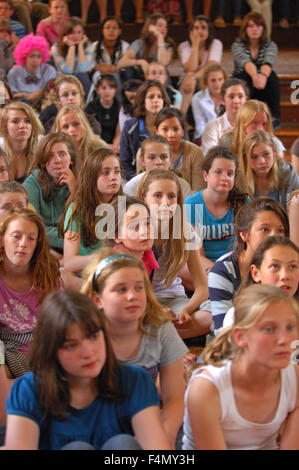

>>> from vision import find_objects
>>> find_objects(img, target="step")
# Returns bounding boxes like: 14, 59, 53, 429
279, 75, 299, 96
275, 126, 299, 150
280, 101, 299, 122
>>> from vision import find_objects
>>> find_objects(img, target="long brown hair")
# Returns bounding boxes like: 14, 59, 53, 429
0, 209, 60, 303
58, 17, 88, 57
238, 11, 268, 47
140, 13, 176, 61
27, 133, 80, 201
30, 290, 122, 420
134, 80, 170, 119
234, 197, 289, 255
61, 148, 123, 247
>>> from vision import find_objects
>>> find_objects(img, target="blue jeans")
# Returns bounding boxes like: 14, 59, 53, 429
61, 434, 142, 450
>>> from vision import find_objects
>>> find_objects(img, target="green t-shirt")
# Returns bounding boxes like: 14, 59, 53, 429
64, 203, 102, 256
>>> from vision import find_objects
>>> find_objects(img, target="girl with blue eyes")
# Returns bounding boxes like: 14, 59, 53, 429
136, 168, 210, 342
208, 197, 290, 335
4, 289, 171, 450
183, 283, 299, 450
81, 248, 188, 449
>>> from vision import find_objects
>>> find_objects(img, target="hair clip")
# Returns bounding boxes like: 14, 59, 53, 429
92, 254, 135, 290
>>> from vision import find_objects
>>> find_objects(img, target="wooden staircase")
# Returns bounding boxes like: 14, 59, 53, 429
275, 75, 299, 151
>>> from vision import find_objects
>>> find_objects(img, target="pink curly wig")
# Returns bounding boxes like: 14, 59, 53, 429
13, 33, 50, 67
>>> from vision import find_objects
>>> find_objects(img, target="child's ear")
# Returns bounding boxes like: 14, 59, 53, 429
239, 231, 249, 243
202, 170, 208, 182
91, 291, 102, 309
251, 264, 261, 283
233, 327, 248, 349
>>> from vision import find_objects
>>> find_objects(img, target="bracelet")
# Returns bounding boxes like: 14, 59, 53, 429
158, 42, 167, 47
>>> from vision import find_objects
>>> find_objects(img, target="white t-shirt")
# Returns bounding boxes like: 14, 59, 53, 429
183, 361, 297, 450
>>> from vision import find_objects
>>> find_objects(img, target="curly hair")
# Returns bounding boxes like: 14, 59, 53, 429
13, 33, 50, 67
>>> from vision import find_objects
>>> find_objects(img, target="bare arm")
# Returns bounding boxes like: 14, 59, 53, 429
132, 405, 172, 450
0, 366, 10, 426
159, 359, 185, 449
186, 248, 209, 312
63, 231, 93, 273
186, 373, 227, 450
4, 415, 39, 450
288, 192, 299, 248
279, 366, 299, 450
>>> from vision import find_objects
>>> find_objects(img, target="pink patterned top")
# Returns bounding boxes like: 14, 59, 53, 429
0, 278, 40, 354
36, 16, 69, 47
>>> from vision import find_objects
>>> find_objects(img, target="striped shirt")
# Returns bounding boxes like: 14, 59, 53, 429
208, 250, 241, 334
231, 39, 278, 75
51, 41, 96, 74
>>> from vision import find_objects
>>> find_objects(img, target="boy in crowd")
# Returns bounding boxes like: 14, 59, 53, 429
0, 0, 25, 42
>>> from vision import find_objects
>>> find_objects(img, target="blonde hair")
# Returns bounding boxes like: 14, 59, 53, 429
200, 63, 228, 90
53, 75, 85, 109
241, 130, 279, 198
81, 246, 169, 333
52, 104, 108, 163
201, 284, 299, 367
0, 102, 44, 178
136, 168, 188, 286
229, 100, 273, 161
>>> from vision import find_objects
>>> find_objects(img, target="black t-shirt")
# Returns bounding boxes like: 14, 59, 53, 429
86, 97, 119, 143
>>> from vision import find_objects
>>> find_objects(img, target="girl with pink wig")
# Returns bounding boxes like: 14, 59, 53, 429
7, 33, 57, 107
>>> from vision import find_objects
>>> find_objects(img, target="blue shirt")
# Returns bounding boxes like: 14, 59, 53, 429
10, 19, 25, 38
184, 189, 235, 262
6, 365, 159, 450
7, 64, 57, 94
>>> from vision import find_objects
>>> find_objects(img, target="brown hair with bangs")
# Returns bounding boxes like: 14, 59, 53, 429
30, 290, 122, 420
134, 80, 170, 119
238, 11, 268, 47
61, 148, 123, 247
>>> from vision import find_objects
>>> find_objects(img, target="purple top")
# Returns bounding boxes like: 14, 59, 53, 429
0, 278, 40, 354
